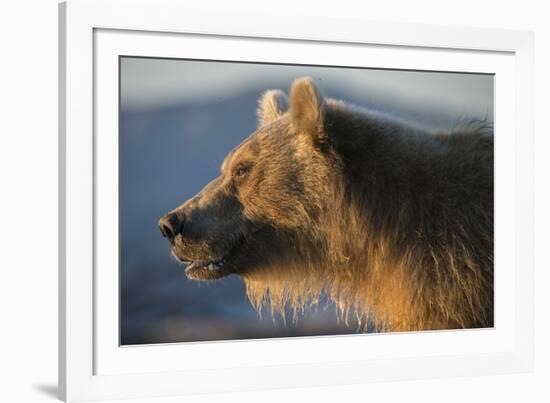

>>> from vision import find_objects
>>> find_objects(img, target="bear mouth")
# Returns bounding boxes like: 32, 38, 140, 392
177, 235, 246, 280
183, 258, 230, 280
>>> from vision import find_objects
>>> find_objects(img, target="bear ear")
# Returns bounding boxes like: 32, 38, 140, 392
257, 89, 289, 128
289, 77, 325, 143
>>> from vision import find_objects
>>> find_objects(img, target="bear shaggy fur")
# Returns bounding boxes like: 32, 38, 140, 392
159, 77, 494, 332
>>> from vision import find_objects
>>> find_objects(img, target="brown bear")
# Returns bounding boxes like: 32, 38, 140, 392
158, 77, 494, 332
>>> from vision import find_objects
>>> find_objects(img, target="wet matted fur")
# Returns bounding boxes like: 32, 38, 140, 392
159, 77, 494, 332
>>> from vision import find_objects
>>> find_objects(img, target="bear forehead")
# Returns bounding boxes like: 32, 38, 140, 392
220, 120, 294, 173
220, 135, 261, 172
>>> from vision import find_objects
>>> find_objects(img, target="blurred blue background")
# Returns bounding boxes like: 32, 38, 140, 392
120, 57, 493, 345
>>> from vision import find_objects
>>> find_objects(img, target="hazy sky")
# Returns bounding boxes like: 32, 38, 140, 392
120, 57, 494, 124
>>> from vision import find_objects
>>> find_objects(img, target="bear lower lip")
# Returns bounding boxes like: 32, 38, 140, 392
184, 259, 228, 280
185, 260, 223, 272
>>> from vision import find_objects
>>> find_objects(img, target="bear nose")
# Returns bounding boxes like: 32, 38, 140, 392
158, 213, 183, 242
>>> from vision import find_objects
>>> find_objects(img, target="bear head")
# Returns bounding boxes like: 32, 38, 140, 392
158, 77, 342, 281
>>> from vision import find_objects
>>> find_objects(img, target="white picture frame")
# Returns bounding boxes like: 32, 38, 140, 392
59, 0, 534, 401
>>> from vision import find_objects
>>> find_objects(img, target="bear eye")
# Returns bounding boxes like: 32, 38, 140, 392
233, 163, 250, 179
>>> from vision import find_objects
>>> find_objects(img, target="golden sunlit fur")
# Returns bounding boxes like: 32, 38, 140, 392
243, 168, 493, 332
